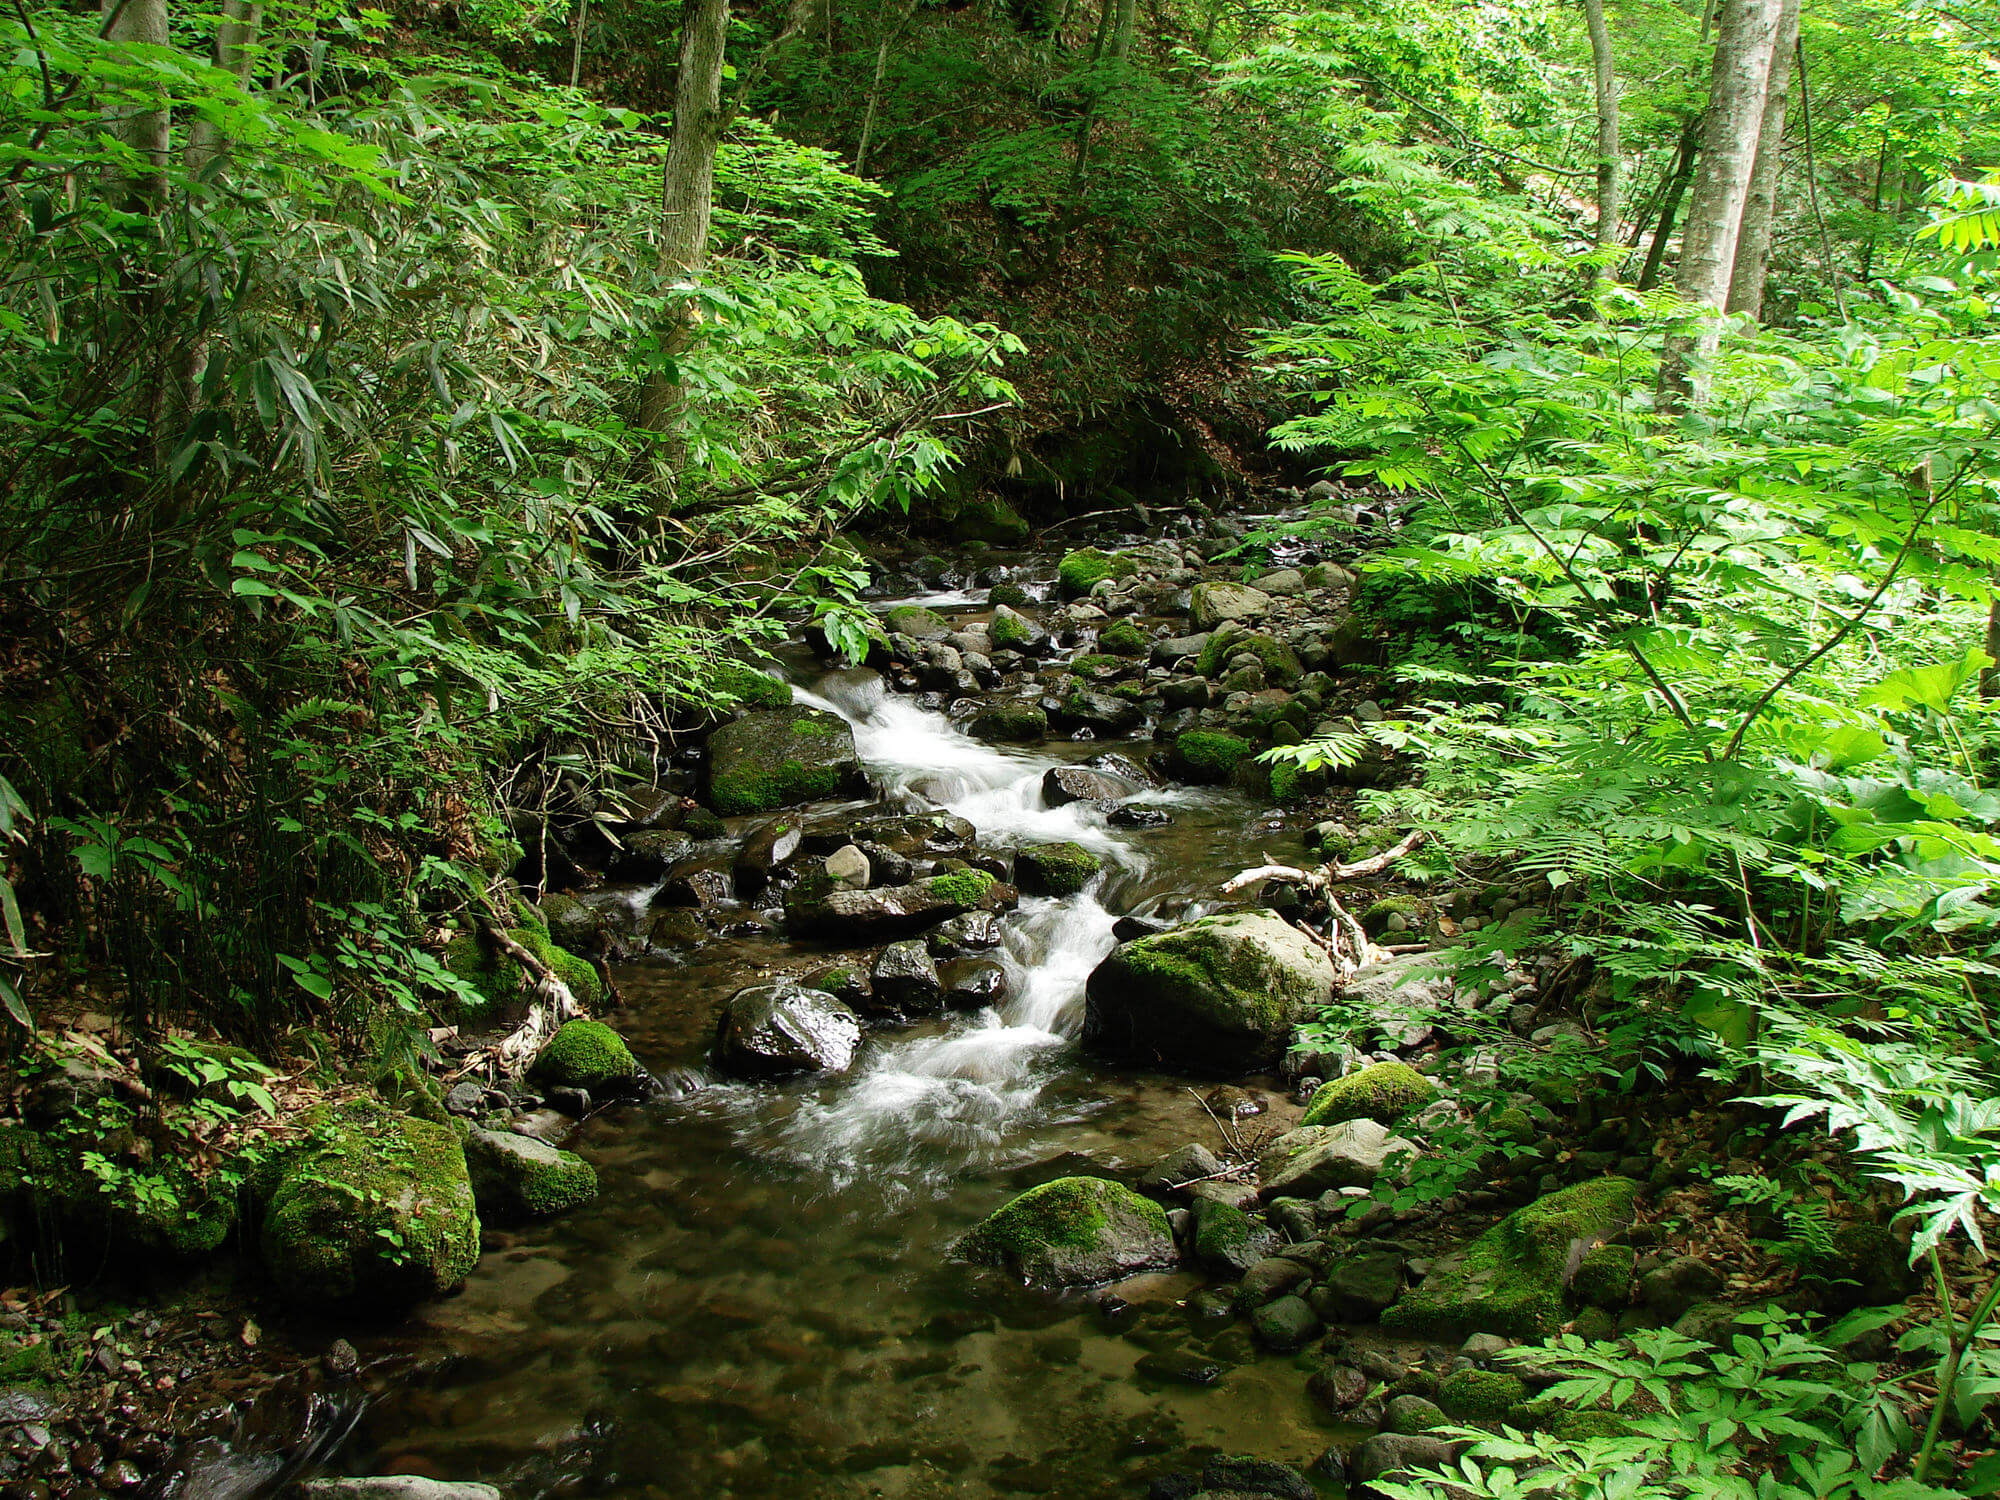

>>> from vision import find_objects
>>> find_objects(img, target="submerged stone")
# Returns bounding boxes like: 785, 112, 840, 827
962, 1175, 1176, 1286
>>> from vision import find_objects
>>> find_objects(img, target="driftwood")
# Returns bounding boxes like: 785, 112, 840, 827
452, 918, 586, 1081
1330, 829, 1425, 879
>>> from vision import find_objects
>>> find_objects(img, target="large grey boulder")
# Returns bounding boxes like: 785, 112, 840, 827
961, 1176, 1176, 1286
1190, 582, 1273, 630
715, 983, 862, 1076
703, 705, 866, 816
1258, 1120, 1415, 1197
1084, 910, 1336, 1073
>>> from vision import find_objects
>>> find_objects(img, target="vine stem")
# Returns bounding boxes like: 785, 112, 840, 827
1916, 1267, 2000, 1482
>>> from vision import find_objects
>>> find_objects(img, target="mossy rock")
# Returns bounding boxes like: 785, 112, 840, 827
926, 868, 997, 906
1166, 731, 1254, 785
1360, 895, 1423, 937
260, 1101, 480, 1309
703, 705, 866, 816
1099, 619, 1148, 658
707, 659, 793, 711
1571, 1243, 1636, 1309
883, 603, 952, 639
988, 583, 1031, 608
1437, 1369, 1529, 1422
951, 495, 1031, 544
1301, 1061, 1437, 1127
988, 608, 1041, 651
1195, 626, 1303, 686
970, 701, 1049, 743
962, 1176, 1175, 1286
1548, 1409, 1632, 1441
1057, 548, 1139, 598
463, 1126, 597, 1223
531, 1020, 639, 1093
442, 926, 601, 1020
1014, 841, 1103, 897
1, 1120, 237, 1260
1085, 909, 1337, 1074
1192, 1198, 1275, 1276
1382, 1177, 1640, 1341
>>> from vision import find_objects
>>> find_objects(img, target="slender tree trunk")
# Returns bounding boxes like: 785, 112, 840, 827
854, 0, 920, 175
1069, 0, 1134, 199
187, 0, 264, 174
639, 0, 730, 461
1791, 38, 1846, 320
1637, 118, 1699, 290
1581, 0, 1621, 278
102, 0, 171, 209
569, 0, 589, 86
1724, 0, 1800, 316
1661, 0, 1784, 404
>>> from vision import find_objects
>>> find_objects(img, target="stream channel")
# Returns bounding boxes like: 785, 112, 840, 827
325, 579, 1347, 1499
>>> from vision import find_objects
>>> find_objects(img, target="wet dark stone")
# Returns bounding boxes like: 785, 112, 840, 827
1133, 1350, 1224, 1387
1201, 1455, 1315, 1500
942, 960, 1007, 1009
1109, 803, 1172, 828
714, 984, 862, 1077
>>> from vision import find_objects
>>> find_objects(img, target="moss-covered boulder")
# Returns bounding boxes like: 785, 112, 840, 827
970, 701, 1049, 743
1014, 841, 1103, 896
1437, 1369, 1530, 1423
703, 705, 867, 816
1165, 731, 1254, 785
463, 1126, 597, 1223
1057, 547, 1139, 598
784, 868, 1011, 939
260, 1102, 480, 1309
1084, 910, 1337, 1073
1191, 1196, 1279, 1276
1099, 619, 1149, 658
707, 659, 793, 711
1382, 1177, 1640, 1341
1195, 625, 1302, 686
531, 1019, 639, 1093
1189, 581, 1272, 630
1301, 1062, 1437, 1127
962, 1176, 1175, 1286
442, 925, 602, 1020
951, 495, 1031, 544
1571, 1243, 1635, 1308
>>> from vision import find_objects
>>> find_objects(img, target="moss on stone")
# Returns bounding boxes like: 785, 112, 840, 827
1549, 1409, 1631, 1441
1015, 841, 1103, 897
1571, 1243, 1636, 1308
708, 660, 793, 710
988, 582, 1031, 608
1361, 894, 1422, 936
1195, 626, 1303, 685
1193, 1199, 1259, 1263
989, 610, 1037, 650
532, 1019, 638, 1091
1437, 1369, 1529, 1422
1099, 619, 1148, 658
442, 925, 600, 1018
464, 1128, 598, 1223
1112, 918, 1310, 1036
1068, 653, 1128, 677
710, 756, 843, 816
971, 701, 1049, 741
926, 868, 997, 906
963, 1176, 1169, 1273
1169, 731, 1254, 784
952, 495, 1030, 543
1383, 1177, 1640, 1341
1056, 548, 1139, 597
1301, 1061, 1437, 1127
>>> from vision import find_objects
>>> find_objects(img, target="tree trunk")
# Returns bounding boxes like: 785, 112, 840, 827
1724, 0, 1800, 317
1661, 0, 1784, 404
102, 0, 171, 209
1581, 0, 1621, 272
1069, 0, 1134, 199
569, 0, 589, 87
855, 0, 920, 175
1637, 117, 1699, 290
638, 0, 730, 456
187, 0, 264, 175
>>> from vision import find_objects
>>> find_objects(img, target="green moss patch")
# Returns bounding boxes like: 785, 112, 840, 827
1057, 548, 1140, 597
1168, 731, 1254, 784
532, 1019, 638, 1092
1014, 841, 1103, 896
1099, 619, 1148, 658
1301, 1061, 1437, 1127
926, 868, 997, 906
1195, 626, 1303, 685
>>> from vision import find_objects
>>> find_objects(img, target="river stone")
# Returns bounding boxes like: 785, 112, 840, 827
823, 843, 871, 889
1150, 633, 1210, 666
1322, 1250, 1406, 1320
1381, 1177, 1640, 1341
1189, 582, 1273, 630
971, 701, 1050, 743
1200, 1457, 1315, 1500
1638, 1254, 1724, 1320
1051, 688, 1146, 735
1258, 1120, 1413, 1198
1349, 1434, 1467, 1495
1137, 1142, 1222, 1198
1042, 765, 1126, 806
1084, 910, 1336, 1074
1014, 840, 1103, 896
1236, 1255, 1311, 1307
1341, 951, 1456, 1049
462, 1126, 597, 1223
871, 939, 943, 1014
1192, 1195, 1280, 1276
784, 869, 1012, 939
1251, 1294, 1320, 1351
942, 959, 1007, 1008
732, 817, 804, 896
304, 1483, 504, 1500
819, 810, 976, 858
605, 828, 695, 881
989, 604, 1050, 654
962, 1176, 1176, 1287
261, 1101, 480, 1310
929, 909, 1003, 954
532, 1020, 639, 1093
1251, 568, 1306, 596
715, 983, 862, 1076
703, 705, 867, 816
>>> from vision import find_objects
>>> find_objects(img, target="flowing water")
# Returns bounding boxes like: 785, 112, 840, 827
325, 608, 1348, 1499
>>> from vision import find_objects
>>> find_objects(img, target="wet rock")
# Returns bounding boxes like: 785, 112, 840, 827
1382, 1177, 1640, 1341
801, 962, 873, 1010
1259, 1120, 1414, 1198
784, 869, 1012, 939
732, 818, 804, 896
1189, 582, 1273, 630
1384, 1394, 1447, 1435
928, 909, 1003, 954
1192, 1196, 1279, 1276
1085, 910, 1336, 1074
1437, 1368, 1528, 1421
463, 1126, 597, 1223
971, 701, 1050, 742
444, 1080, 487, 1116
1200, 1456, 1315, 1500
1251, 568, 1306, 596
1301, 1061, 1438, 1127
646, 908, 711, 952
884, 603, 952, 639
1349, 1435, 1466, 1496
1236, 1255, 1311, 1307
703, 705, 867, 816
870, 940, 943, 1014
1307, 1360, 1370, 1412
606, 828, 696, 882
304, 1481, 504, 1500
659, 865, 733, 907
988, 604, 1050, 654
1136, 1142, 1222, 1198
1322, 1250, 1406, 1320
262, 1100, 480, 1309
961, 1176, 1177, 1287
854, 839, 912, 885
719, 985, 861, 1077
532, 1019, 640, 1093
1051, 687, 1146, 735
1163, 730, 1254, 785
1110, 803, 1172, 827
823, 844, 871, 889
1134, 1349, 1225, 1386
1150, 633, 1210, 666
942, 959, 1007, 1009
1251, 1294, 1319, 1350
823, 811, 977, 858
1042, 765, 1126, 806
1638, 1255, 1724, 1321
1014, 840, 1103, 896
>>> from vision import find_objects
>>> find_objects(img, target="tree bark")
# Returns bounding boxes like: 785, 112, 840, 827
569, 0, 589, 87
854, 0, 920, 175
1661, 0, 1784, 404
1724, 0, 1800, 317
638, 0, 731, 454
186, 0, 264, 176
1581, 0, 1621, 273
1637, 117, 1699, 290
102, 0, 171, 209
1069, 0, 1135, 198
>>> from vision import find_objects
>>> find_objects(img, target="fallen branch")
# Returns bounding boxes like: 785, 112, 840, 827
1330, 829, 1425, 880
454, 917, 587, 1081
1325, 893, 1385, 974
1221, 862, 1315, 894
